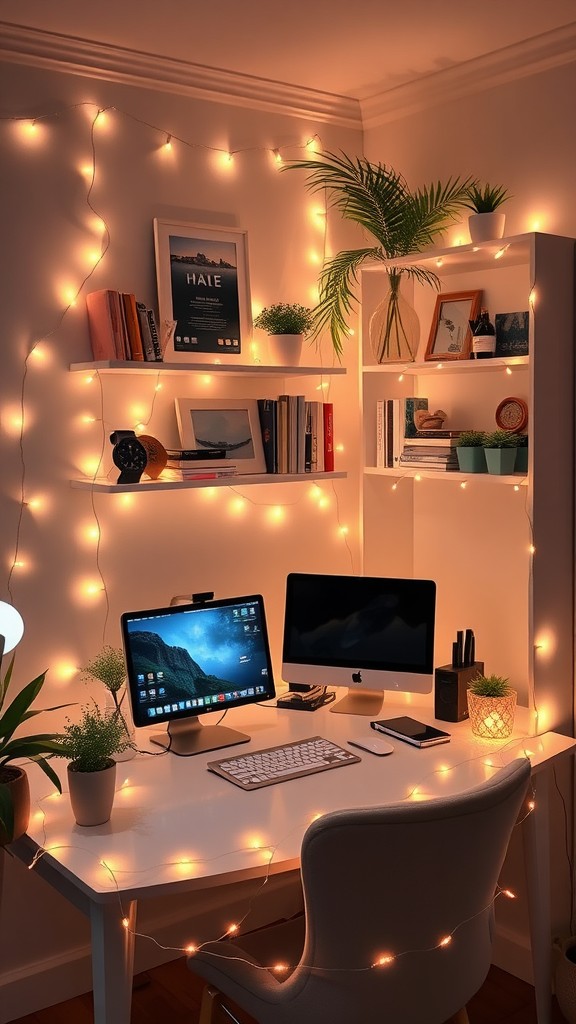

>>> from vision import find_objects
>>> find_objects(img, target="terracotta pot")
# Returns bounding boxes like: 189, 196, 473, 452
267, 334, 303, 366
0, 766, 30, 845
67, 761, 117, 826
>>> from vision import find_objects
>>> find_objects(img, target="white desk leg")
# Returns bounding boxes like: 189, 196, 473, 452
523, 772, 552, 1024
90, 899, 137, 1024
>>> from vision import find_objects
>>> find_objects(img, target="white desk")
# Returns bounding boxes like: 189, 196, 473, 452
9, 701, 576, 1024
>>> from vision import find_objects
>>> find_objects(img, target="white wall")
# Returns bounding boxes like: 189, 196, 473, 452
0, 57, 362, 1017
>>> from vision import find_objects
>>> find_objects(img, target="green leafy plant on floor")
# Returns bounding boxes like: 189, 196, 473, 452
0, 657, 68, 839
285, 150, 472, 357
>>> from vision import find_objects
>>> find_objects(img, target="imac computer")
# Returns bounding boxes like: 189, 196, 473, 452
282, 573, 436, 715
121, 594, 275, 755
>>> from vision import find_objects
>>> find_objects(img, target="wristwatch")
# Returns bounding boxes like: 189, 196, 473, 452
110, 430, 148, 484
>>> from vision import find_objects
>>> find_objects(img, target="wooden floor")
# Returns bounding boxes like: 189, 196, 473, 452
7, 959, 567, 1024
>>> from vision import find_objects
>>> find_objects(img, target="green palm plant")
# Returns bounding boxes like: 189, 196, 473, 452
285, 151, 472, 358
0, 656, 69, 840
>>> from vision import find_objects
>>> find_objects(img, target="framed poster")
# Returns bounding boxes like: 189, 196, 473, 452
424, 290, 482, 361
174, 398, 266, 474
153, 220, 252, 363
495, 311, 529, 357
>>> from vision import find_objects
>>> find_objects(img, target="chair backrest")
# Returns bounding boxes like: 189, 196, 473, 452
278, 757, 530, 1024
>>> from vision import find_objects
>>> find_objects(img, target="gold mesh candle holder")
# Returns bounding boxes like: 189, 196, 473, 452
467, 691, 517, 739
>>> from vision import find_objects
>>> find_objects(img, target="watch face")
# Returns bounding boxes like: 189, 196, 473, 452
113, 437, 148, 472
495, 397, 528, 432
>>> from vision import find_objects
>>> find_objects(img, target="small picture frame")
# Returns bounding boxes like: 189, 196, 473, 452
425, 290, 482, 361
174, 398, 267, 474
154, 219, 252, 364
495, 311, 529, 357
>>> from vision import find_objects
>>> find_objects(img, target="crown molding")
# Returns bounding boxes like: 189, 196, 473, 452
0, 22, 362, 130
360, 21, 576, 128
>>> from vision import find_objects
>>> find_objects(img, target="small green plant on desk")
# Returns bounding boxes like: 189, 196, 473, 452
469, 673, 512, 698
467, 673, 517, 739
58, 703, 130, 773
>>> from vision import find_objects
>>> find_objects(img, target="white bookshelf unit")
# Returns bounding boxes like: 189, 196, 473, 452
360, 233, 575, 731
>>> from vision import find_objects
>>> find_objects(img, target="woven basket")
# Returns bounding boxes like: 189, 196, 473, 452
467, 690, 517, 739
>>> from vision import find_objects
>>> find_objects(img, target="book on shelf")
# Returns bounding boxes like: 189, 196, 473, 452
323, 403, 334, 472
170, 468, 238, 481
404, 435, 461, 447
86, 289, 162, 362
400, 446, 458, 459
166, 448, 226, 461
376, 397, 429, 468
85, 289, 120, 360
257, 399, 277, 474
309, 400, 324, 473
136, 301, 161, 361
146, 308, 163, 360
277, 395, 289, 474
121, 293, 145, 361
413, 429, 462, 439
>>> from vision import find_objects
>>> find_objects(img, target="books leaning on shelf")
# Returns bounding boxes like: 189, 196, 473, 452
86, 290, 162, 362
257, 397, 333, 475
376, 397, 429, 468
167, 465, 238, 481
398, 445, 459, 471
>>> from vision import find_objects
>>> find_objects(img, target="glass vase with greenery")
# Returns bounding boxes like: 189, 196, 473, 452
81, 646, 133, 745
286, 150, 471, 359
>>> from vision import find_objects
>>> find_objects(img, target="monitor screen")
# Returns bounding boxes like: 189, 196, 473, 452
282, 573, 436, 715
121, 594, 275, 754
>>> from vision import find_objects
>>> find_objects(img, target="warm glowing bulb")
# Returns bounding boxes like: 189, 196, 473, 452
502, 889, 516, 899
273, 149, 282, 164
375, 954, 395, 967
529, 544, 536, 554
95, 110, 108, 128
348, 327, 355, 336
26, 496, 44, 512
273, 962, 288, 973
186, 943, 197, 954
227, 923, 239, 935
317, 497, 329, 509
436, 258, 443, 267
24, 120, 38, 137
230, 498, 246, 516
506, 366, 513, 375
305, 137, 317, 152
315, 381, 329, 391
308, 249, 321, 264
439, 936, 452, 948
155, 382, 162, 391
391, 482, 398, 491
63, 287, 78, 307
79, 163, 93, 179
164, 135, 172, 150
460, 481, 467, 489
339, 525, 349, 535
414, 474, 422, 482
528, 799, 535, 811
398, 373, 404, 382
494, 245, 509, 260
436, 362, 443, 370
529, 288, 537, 307
514, 484, 520, 492
122, 917, 130, 929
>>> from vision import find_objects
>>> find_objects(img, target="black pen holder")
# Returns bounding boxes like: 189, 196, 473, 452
434, 661, 484, 723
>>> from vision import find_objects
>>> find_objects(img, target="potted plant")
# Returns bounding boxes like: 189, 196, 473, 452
455, 430, 487, 473
463, 181, 511, 243
483, 429, 518, 475
253, 303, 314, 366
57, 703, 130, 826
286, 151, 472, 361
0, 657, 67, 845
81, 646, 134, 760
513, 432, 528, 474
467, 673, 517, 739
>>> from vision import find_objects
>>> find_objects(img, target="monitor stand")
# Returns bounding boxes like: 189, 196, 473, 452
330, 688, 384, 716
151, 716, 250, 756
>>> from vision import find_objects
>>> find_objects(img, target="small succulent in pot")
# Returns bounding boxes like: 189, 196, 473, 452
483, 429, 519, 449
253, 303, 314, 335
455, 430, 486, 448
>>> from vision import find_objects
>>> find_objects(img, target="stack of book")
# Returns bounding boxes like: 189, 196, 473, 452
257, 397, 334, 475
86, 290, 162, 361
398, 430, 462, 472
165, 449, 237, 481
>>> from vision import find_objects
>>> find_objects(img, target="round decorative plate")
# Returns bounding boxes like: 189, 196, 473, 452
495, 397, 528, 432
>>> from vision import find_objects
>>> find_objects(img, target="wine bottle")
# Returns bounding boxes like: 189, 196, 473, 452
472, 308, 496, 359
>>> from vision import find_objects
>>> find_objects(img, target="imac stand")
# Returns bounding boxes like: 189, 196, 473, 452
330, 688, 384, 716
151, 716, 250, 755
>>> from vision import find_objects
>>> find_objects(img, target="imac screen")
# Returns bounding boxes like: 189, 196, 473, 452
121, 594, 274, 753
282, 573, 436, 714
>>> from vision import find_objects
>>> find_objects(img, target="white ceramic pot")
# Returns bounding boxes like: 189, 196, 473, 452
67, 761, 117, 826
468, 212, 506, 243
267, 334, 303, 367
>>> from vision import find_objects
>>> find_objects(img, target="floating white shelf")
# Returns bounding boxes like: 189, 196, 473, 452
363, 466, 527, 485
362, 356, 529, 376
70, 472, 347, 493
70, 360, 346, 377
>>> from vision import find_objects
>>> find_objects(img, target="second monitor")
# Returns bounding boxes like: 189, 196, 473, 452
282, 573, 436, 715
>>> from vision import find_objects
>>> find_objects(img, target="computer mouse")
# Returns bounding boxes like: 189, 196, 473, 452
348, 736, 394, 756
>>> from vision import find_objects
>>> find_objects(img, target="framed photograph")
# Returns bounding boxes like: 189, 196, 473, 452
495, 311, 529, 357
175, 398, 266, 474
425, 290, 482, 361
154, 219, 252, 363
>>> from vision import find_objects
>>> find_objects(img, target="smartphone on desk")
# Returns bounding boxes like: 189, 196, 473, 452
371, 716, 450, 748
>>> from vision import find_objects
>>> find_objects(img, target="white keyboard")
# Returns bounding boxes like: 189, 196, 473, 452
207, 736, 361, 790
